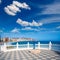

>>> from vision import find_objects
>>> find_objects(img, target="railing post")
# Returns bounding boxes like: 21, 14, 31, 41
4, 43, 7, 52
49, 41, 52, 50
17, 42, 18, 49
27, 42, 29, 49
38, 42, 40, 49
0, 45, 2, 52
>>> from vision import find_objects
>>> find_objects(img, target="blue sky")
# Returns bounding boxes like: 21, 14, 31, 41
0, 0, 60, 41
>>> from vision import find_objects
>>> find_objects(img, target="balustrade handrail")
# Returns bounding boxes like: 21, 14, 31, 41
0, 41, 54, 52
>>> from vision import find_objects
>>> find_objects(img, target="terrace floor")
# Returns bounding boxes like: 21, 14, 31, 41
0, 50, 60, 60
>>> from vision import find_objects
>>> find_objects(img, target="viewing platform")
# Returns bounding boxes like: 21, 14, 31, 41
0, 50, 60, 60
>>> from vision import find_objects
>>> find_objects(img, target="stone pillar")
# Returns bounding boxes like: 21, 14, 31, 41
49, 41, 52, 50
27, 42, 29, 49
38, 42, 40, 49
4, 43, 7, 52
17, 42, 18, 49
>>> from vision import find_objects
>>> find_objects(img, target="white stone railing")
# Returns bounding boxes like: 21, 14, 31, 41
0, 41, 52, 52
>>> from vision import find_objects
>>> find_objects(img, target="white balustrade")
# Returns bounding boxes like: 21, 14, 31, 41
49, 41, 52, 50
0, 41, 53, 52
27, 42, 29, 49
17, 42, 18, 49
3, 43, 7, 52
38, 42, 40, 49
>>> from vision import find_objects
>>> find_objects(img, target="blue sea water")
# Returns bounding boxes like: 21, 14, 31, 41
10, 41, 60, 45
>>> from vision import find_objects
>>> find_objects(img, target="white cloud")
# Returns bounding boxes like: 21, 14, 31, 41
21, 27, 39, 31
0, 0, 1, 4
29, 20, 43, 26
4, 7, 16, 16
39, 17, 60, 24
13, 1, 31, 10
10, 27, 58, 32
4, 1, 31, 16
22, 27, 32, 30
56, 26, 60, 29
11, 27, 39, 32
7, 4, 21, 13
37, 2, 60, 25
0, 30, 3, 32
16, 18, 43, 26
11, 28, 20, 32
21, 27, 55, 31
42, 3, 60, 14
16, 18, 29, 26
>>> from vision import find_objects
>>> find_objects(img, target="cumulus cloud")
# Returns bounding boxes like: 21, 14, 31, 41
13, 1, 31, 10
16, 18, 43, 26
4, 1, 31, 16
29, 20, 43, 26
11, 28, 20, 32
4, 7, 16, 16
16, 18, 29, 26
